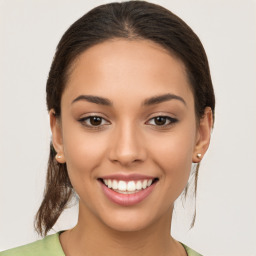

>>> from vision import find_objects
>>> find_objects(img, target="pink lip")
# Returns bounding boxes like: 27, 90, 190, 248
100, 180, 157, 206
100, 173, 156, 181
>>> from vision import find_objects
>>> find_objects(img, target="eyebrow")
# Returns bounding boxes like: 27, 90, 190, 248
72, 95, 112, 106
71, 93, 186, 107
143, 93, 187, 106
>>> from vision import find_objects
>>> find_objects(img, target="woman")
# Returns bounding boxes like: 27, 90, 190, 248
0, 1, 214, 255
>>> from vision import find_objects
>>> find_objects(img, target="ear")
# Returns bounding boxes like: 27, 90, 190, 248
193, 107, 213, 163
49, 109, 66, 164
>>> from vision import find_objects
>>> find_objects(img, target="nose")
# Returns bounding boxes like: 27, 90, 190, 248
108, 121, 147, 166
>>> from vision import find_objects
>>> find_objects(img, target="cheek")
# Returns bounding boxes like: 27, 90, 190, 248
148, 127, 196, 197
61, 129, 110, 209
156, 140, 193, 179
150, 127, 195, 167
62, 124, 107, 181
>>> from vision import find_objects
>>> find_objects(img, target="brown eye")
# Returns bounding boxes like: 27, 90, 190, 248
154, 116, 168, 126
79, 115, 110, 127
89, 116, 102, 126
147, 116, 178, 127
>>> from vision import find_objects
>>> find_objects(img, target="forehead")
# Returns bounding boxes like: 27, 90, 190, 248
63, 39, 193, 106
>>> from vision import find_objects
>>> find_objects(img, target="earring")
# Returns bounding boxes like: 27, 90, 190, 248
196, 153, 202, 159
55, 153, 64, 162
55, 154, 62, 160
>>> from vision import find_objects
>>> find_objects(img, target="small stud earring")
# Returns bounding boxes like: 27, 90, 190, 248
55, 153, 63, 161
196, 153, 202, 159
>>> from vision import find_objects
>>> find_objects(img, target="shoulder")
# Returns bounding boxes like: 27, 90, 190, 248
0, 233, 65, 256
182, 243, 203, 256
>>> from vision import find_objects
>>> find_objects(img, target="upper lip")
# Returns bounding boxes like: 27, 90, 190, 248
99, 173, 157, 181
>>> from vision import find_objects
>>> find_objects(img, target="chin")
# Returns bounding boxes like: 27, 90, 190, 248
106, 219, 150, 233
98, 208, 157, 233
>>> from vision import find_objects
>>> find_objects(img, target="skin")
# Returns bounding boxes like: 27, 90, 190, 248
50, 39, 213, 256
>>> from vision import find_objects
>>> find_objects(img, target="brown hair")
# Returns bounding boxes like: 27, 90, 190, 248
35, 0, 215, 236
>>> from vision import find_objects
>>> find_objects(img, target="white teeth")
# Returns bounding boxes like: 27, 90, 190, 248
102, 178, 154, 193
147, 179, 152, 186
136, 181, 142, 190
118, 181, 127, 191
142, 180, 147, 189
115, 190, 137, 194
107, 179, 112, 188
112, 180, 118, 190
127, 181, 136, 192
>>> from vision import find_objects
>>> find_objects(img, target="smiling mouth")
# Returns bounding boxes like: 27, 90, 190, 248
98, 178, 159, 194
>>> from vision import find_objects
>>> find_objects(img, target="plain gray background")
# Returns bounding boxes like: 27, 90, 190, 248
0, 0, 256, 255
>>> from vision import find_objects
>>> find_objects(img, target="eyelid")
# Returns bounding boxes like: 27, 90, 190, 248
78, 114, 111, 129
78, 112, 110, 121
145, 114, 178, 127
77, 112, 178, 130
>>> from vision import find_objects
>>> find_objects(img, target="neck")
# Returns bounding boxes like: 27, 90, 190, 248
60, 203, 185, 256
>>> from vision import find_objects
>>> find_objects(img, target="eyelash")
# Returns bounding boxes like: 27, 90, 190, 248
78, 115, 110, 130
146, 116, 178, 128
78, 115, 178, 130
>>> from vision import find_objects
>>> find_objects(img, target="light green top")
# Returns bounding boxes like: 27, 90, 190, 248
0, 232, 202, 256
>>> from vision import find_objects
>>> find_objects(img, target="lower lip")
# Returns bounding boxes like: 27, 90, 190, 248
100, 181, 157, 206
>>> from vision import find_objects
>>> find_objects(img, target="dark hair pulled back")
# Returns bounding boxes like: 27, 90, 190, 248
35, 1, 215, 236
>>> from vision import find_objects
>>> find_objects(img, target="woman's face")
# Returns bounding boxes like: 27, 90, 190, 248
52, 39, 210, 232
